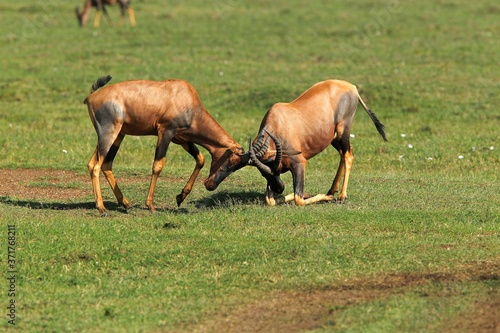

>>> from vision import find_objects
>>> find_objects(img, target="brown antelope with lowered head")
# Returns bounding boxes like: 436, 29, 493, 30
75, 0, 136, 27
205, 79, 387, 206
84, 75, 246, 216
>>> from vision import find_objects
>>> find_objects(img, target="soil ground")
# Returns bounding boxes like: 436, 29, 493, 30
0, 168, 90, 201
183, 260, 499, 333
1, 169, 498, 333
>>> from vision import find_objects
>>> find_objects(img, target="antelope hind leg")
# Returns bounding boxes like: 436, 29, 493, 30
101, 134, 131, 210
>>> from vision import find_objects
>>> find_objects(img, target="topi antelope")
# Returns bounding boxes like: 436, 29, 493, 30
75, 0, 136, 27
84, 75, 245, 216
206, 79, 387, 206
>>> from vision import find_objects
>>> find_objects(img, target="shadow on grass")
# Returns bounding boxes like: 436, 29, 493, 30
0, 196, 189, 215
1, 190, 267, 213
190, 190, 264, 209
0, 196, 100, 211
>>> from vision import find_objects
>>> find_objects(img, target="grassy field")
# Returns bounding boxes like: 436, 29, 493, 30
1, 0, 499, 332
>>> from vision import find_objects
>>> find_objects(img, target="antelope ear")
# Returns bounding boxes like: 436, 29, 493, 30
230, 147, 241, 156
223, 148, 235, 158
232, 147, 248, 157
209, 148, 234, 175
283, 150, 301, 157
268, 149, 301, 157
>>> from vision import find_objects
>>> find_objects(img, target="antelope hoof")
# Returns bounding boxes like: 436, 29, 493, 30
265, 196, 276, 206
325, 195, 335, 202
122, 199, 132, 210
176, 194, 185, 207
336, 196, 346, 204
146, 202, 157, 213
99, 210, 108, 217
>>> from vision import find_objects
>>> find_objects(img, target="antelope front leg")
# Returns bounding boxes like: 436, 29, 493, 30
290, 161, 334, 206
284, 193, 333, 205
291, 161, 308, 206
304, 194, 334, 205
265, 185, 277, 206
176, 143, 205, 207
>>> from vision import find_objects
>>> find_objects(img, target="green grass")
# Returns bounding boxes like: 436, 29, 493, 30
1, 0, 499, 332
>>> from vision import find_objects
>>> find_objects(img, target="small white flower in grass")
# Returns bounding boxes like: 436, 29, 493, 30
399, 155, 404, 160
427, 157, 433, 161
490, 146, 494, 151
62, 150, 68, 154
458, 155, 464, 159
472, 147, 476, 151
407, 144, 413, 149
350, 134, 355, 138
400, 134, 406, 138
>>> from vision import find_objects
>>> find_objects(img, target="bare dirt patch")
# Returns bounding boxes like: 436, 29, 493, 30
0, 168, 198, 211
0, 168, 90, 201
444, 298, 500, 333
0, 168, 154, 202
184, 260, 499, 333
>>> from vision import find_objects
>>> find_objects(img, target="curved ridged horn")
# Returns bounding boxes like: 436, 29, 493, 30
249, 128, 282, 176
250, 143, 273, 175
249, 126, 271, 174
251, 129, 267, 156
247, 126, 267, 164
264, 129, 282, 169
255, 137, 270, 160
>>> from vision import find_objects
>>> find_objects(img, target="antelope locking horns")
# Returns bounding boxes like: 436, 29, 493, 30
251, 133, 270, 160
263, 129, 282, 169
249, 127, 282, 176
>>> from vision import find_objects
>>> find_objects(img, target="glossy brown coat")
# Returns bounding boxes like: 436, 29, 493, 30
250, 80, 387, 206
85, 76, 242, 215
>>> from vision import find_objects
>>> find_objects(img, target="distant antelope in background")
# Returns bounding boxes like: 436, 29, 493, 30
75, 0, 136, 27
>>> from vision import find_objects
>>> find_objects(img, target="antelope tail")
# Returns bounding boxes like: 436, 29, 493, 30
358, 94, 387, 141
90, 75, 112, 94
84, 75, 112, 104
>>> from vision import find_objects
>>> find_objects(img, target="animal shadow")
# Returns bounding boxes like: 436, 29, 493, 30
191, 190, 263, 209
0, 196, 121, 212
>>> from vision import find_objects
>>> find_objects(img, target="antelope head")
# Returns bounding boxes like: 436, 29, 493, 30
204, 126, 284, 193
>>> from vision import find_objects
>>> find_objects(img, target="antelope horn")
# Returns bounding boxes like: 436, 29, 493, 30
255, 137, 270, 159
250, 129, 267, 157
247, 126, 268, 165
249, 142, 273, 175
249, 128, 283, 176
264, 129, 282, 169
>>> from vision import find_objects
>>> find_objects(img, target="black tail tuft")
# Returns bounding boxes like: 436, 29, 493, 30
90, 75, 112, 94
366, 109, 388, 141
